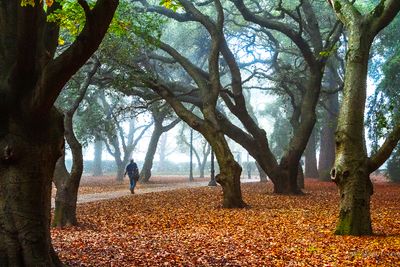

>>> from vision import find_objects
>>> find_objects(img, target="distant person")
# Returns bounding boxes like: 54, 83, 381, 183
124, 159, 139, 194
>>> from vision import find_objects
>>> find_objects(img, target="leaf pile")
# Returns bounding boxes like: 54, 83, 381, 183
51, 180, 400, 266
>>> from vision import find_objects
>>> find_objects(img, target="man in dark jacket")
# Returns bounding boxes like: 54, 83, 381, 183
124, 159, 139, 194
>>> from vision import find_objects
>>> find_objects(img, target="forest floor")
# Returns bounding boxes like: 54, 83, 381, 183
51, 175, 400, 266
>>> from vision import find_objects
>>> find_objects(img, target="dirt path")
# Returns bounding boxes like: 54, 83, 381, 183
51, 178, 261, 208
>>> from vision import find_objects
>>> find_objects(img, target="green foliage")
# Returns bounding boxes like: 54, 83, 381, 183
159, 0, 182, 12
319, 45, 338, 58
367, 45, 400, 152
333, 1, 341, 13
47, 0, 86, 44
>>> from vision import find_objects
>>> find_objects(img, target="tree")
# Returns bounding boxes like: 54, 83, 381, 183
367, 15, 400, 183
132, 0, 341, 196
131, 0, 247, 208
0, 0, 118, 264
98, 90, 152, 181
53, 57, 100, 227
92, 135, 104, 176
328, 0, 400, 235
140, 103, 180, 183
226, 0, 341, 194
318, 63, 340, 181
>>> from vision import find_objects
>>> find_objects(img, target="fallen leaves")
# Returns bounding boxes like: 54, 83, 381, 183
51, 180, 400, 266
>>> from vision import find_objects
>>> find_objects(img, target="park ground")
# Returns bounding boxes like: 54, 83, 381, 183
51, 176, 400, 266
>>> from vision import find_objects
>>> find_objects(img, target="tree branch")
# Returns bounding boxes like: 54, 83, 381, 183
368, 124, 400, 173
33, 0, 119, 116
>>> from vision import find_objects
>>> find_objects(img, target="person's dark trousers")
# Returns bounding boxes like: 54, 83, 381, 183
129, 174, 136, 193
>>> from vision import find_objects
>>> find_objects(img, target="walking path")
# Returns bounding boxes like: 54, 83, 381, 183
51, 178, 261, 208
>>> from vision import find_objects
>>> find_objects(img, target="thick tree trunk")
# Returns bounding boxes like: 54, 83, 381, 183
331, 26, 373, 236
272, 166, 303, 194
140, 127, 162, 183
206, 130, 246, 208
53, 113, 83, 227
92, 136, 103, 176
0, 110, 64, 266
53, 154, 78, 227
304, 129, 319, 178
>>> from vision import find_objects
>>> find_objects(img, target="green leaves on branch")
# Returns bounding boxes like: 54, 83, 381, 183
318, 45, 338, 58
160, 0, 182, 12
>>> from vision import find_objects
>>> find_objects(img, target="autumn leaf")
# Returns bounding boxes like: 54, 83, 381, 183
51, 177, 400, 266
21, 0, 53, 7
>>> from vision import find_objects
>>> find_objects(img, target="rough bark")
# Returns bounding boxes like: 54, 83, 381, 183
304, 129, 319, 178
0, 0, 118, 264
52, 113, 83, 227
205, 129, 246, 208
0, 110, 64, 266
330, 0, 400, 236
92, 136, 103, 176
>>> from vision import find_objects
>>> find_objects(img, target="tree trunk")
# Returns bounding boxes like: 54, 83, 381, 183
304, 129, 319, 178
297, 164, 305, 189
255, 161, 268, 182
157, 133, 168, 172
116, 161, 125, 182
331, 26, 373, 236
92, 136, 103, 176
52, 113, 83, 227
140, 127, 163, 183
319, 85, 338, 181
0, 110, 64, 266
205, 129, 246, 208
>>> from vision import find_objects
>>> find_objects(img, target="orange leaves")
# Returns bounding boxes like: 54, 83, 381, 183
20, 0, 53, 7
51, 179, 400, 266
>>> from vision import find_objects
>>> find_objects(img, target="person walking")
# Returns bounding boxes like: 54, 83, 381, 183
124, 159, 139, 194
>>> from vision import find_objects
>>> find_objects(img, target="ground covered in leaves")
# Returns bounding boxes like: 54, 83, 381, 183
51, 179, 400, 266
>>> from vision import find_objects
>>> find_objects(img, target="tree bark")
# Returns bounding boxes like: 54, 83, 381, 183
92, 135, 103, 176
330, 0, 400, 236
332, 42, 373, 235
0, 110, 64, 266
0, 0, 118, 264
52, 113, 83, 227
140, 126, 162, 183
206, 130, 246, 208
304, 129, 319, 178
